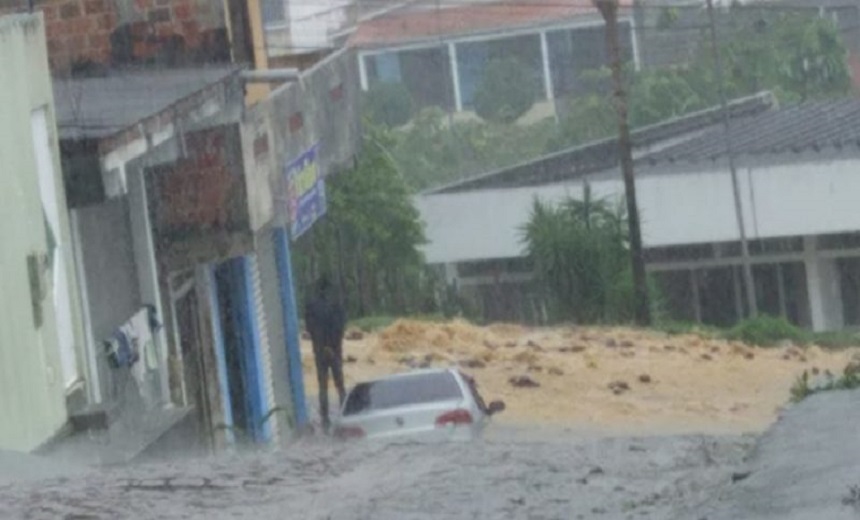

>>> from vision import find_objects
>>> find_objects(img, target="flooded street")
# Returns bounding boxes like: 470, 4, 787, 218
0, 426, 752, 520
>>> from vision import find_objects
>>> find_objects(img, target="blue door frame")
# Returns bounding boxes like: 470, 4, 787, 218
213, 256, 271, 444
207, 266, 235, 445
273, 227, 309, 428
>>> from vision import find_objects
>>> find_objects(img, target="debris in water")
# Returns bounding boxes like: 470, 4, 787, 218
509, 375, 540, 388
608, 381, 631, 395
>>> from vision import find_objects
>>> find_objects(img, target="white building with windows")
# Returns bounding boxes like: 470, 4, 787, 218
348, 0, 636, 121
417, 92, 860, 331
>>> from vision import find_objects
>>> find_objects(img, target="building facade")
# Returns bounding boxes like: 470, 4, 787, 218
349, 0, 636, 122
418, 94, 860, 332
0, 12, 87, 452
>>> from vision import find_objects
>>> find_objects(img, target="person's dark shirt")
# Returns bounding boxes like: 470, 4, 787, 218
304, 291, 346, 348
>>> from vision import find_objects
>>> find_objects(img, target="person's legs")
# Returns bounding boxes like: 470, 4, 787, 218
331, 341, 346, 407
314, 346, 331, 432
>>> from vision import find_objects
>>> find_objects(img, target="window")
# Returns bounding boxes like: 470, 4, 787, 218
365, 46, 454, 110
261, 0, 285, 25
547, 22, 633, 98
456, 34, 543, 109
343, 372, 463, 415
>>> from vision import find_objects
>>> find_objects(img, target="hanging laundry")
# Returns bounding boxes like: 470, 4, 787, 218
104, 331, 137, 369
104, 307, 163, 411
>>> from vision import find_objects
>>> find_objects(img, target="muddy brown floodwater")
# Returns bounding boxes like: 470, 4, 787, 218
304, 320, 858, 435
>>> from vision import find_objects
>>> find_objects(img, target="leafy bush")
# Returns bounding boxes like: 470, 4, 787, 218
654, 320, 723, 338
522, 187, 649, 324
790, 369, 860, 403
363, 82, 414, 128
474, 58, 539, 124
809, 330, 860, 348
726, 315, 807, 346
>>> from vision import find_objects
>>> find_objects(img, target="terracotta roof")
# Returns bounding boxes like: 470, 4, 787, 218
349, 0, 633, 48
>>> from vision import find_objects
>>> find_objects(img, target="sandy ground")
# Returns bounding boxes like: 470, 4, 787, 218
303, 320, 860, 435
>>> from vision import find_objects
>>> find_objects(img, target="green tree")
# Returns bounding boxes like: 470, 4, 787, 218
380, 13, 852, 193
390, 107, 558, 191
474, 58, 540, 124
717, 11, 851, 102
294, 122, 428, 317
363, 82, 414, 128
522, 186, 626, 323
522, 188, 661, 324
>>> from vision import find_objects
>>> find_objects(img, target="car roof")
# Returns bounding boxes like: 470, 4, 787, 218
352, 367, 461, 386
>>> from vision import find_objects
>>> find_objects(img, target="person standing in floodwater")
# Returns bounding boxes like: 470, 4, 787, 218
304, 275, 347, 433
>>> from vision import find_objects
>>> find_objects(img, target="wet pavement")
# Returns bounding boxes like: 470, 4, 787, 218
0, 426, 753, 520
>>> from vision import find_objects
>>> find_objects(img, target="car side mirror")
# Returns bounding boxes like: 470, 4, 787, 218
487, 400, 506, 416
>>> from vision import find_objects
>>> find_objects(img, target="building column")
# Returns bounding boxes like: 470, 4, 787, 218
732, 265, 744, 321
539, 31, 554, 102
691, 269, 702, 323
273, 227, 309, 429
444, 263, 459, 287
358, 52, 369, 91
776, 263, 788, 319
205, 265, 236, 447
448, 42, 463, 112
804, 236, 845, 332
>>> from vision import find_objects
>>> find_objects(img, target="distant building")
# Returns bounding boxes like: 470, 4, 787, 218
418, 93, 860, 331
0, 12, 87, 453
348, 0, 636, 122
259, 0, 406, 68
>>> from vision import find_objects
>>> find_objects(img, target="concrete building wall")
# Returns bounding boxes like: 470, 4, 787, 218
417, 154, 860, 264
0, 13, 85, 452
243, 47, 361, 229
74, 199, 140, 344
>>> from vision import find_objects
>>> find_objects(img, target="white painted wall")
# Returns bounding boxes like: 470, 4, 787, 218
31, 107, 79, 389
417, 156, 860, 264
267, 0, 349, 55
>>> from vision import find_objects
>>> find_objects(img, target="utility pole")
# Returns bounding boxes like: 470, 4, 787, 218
705, 0, 758, 318
593, 0, 651, 326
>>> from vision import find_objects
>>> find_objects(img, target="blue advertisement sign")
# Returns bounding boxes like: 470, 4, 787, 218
285, 144, 326, 240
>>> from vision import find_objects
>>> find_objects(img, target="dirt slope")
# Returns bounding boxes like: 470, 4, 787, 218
302, 320, 859, 435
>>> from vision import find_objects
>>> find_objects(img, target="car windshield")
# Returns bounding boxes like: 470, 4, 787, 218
343, 372, 463, 415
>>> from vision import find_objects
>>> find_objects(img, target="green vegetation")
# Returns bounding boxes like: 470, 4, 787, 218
790, 368, 860, 403
474, 58, 539, 124
652, 315, 860, 349
381, 13, 851, 192
653, 320, 723, 339
726, 315, 808, 346
521, 188, 663, 324
364, 82, 414, 128
293, 122, 434, 319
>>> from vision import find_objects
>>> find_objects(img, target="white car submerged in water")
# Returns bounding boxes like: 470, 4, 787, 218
333, 368, 505, 442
